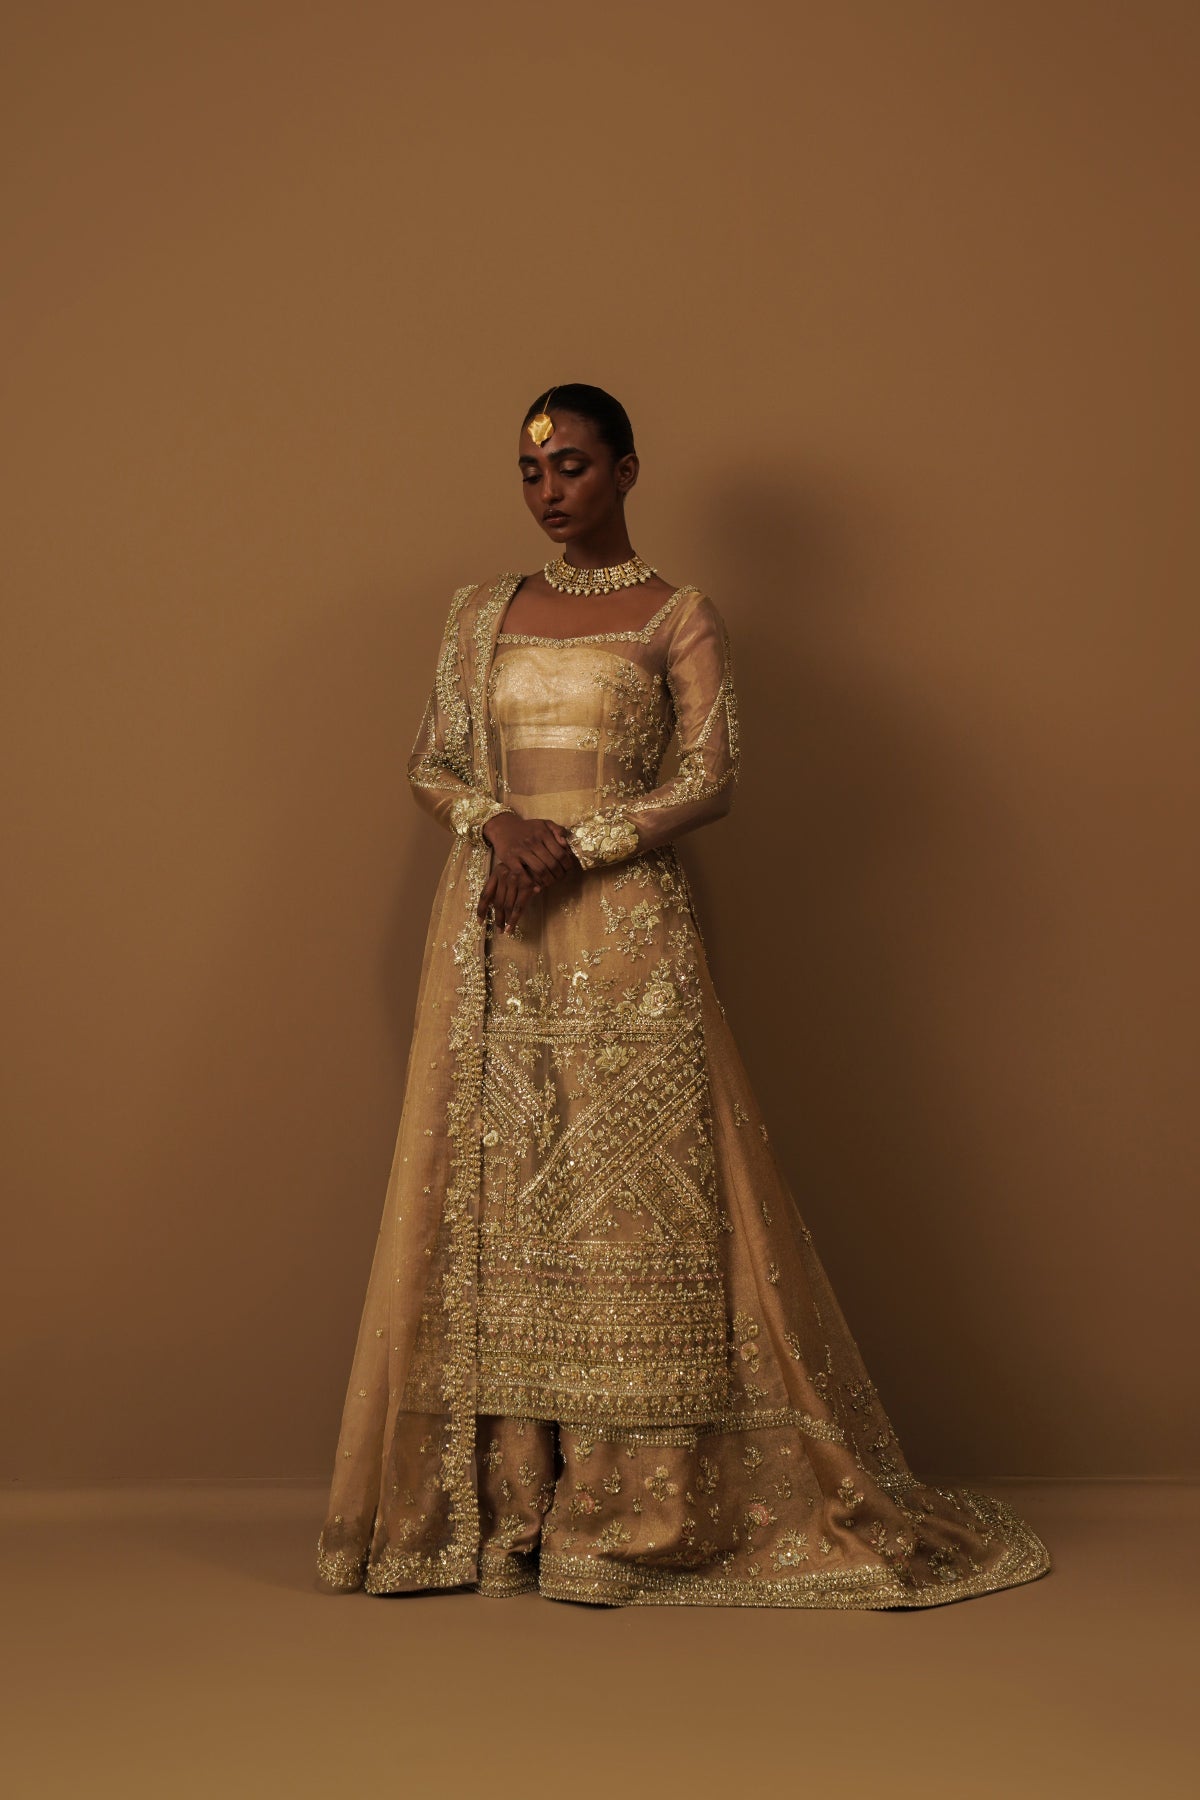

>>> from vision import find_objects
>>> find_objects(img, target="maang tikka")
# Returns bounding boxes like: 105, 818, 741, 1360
526, 387, 557, 446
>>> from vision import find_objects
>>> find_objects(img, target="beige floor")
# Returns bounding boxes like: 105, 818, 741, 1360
2, 1479, 1193, 1799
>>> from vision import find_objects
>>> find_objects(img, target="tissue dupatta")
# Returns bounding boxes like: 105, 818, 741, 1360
316, 575, 520, 1593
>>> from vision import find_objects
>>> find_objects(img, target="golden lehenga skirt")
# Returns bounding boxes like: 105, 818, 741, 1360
319, 839, 1050, 1609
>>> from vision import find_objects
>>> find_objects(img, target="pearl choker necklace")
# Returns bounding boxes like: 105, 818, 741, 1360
543, 552, 657, 596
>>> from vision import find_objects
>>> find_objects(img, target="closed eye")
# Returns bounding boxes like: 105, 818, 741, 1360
522, 464, 585, 482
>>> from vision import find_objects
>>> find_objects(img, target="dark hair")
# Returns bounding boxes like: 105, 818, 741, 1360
522, 383, 635, 459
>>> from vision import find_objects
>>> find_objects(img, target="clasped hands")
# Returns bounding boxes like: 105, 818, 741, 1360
476, 811, 582, 934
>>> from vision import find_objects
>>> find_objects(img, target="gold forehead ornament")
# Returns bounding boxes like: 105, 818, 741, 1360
526, 386, 557, 446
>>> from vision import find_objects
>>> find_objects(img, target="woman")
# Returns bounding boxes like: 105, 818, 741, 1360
316, 383, 1051, 1607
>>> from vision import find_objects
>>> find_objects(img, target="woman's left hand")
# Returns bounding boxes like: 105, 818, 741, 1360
476, 812, 581, 933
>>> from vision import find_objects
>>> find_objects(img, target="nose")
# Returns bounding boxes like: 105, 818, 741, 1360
540, 470, 563, 506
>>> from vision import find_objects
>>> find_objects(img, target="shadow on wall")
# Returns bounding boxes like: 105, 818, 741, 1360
680, 470, 1059, 1475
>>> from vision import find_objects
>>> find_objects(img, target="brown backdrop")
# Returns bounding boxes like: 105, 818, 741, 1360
3, 0, 1196, 1482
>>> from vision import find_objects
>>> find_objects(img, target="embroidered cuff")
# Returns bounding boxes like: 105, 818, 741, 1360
450, 793, 513, 844
566, 809, 641, 870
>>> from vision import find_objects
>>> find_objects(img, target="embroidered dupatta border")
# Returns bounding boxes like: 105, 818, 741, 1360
362, 574, 521, 1596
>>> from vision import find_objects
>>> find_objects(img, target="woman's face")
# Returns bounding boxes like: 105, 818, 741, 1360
518, 410, 637, 544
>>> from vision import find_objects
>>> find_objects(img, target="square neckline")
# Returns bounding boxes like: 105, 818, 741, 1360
495, 581, 694, 646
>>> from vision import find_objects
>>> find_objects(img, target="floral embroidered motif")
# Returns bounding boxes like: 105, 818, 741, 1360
568, 809, 641, 869
696, 1457, 720, 1494
837, 1475, 865, 1511
744, 1501, 777, 1535
732, 1312, 761, 1374
643, 1466, 680, 1501
449, 790, 512, 842
772, 1530, 810, 1569
593, 1520, 634, 1555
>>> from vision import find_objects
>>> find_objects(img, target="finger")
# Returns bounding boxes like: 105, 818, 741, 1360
548, 825, 578, 862
486, 869, 509, 929
547, 842, 577, 879
497, 870, 518, 933
508, 880, 535, 930
477, 872, 497, 921
505, 873, 536, 933
516, 847, 555, 885
528, 827, 573, 877
490, 871, 507, 933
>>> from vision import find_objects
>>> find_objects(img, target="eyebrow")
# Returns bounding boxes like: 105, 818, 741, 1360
517, 445, 590, 464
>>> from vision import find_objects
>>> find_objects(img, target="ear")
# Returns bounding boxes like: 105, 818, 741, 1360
614, 450, 639, 496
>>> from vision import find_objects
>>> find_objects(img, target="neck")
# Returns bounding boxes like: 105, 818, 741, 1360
558, 520, 635, 568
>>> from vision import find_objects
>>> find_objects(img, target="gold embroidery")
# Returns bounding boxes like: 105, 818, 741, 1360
450, 791, 512, 841
496, 585, 693, 646
316, 576, 1052, 1613
568, 809, 641, 869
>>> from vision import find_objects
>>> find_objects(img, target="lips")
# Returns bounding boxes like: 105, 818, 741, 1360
543, 511, 569, 525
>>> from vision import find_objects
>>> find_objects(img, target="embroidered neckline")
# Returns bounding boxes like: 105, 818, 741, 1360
495, 584, 695, 646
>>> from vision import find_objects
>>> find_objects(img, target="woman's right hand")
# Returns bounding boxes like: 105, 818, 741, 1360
477, 812, 580, 933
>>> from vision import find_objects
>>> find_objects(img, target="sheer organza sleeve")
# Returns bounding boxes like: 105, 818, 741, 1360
566, 592, 740, 870
406, 584, 514, 844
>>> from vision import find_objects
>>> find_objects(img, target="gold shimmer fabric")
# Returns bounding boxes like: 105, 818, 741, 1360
316, 574, 1052, 1607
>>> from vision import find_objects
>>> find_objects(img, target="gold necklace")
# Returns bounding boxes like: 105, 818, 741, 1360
543, 552, 657, 596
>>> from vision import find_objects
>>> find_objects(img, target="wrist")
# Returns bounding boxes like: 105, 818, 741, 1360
481, 808, 515, 848
450, 793, 512, 845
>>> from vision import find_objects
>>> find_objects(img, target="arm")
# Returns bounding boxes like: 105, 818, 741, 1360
406, 584, 514, 844
565, 592, 740, 870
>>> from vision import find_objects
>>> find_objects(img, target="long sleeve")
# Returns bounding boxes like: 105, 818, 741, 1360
406, 584, 513, 844
566, 592, 740, 870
